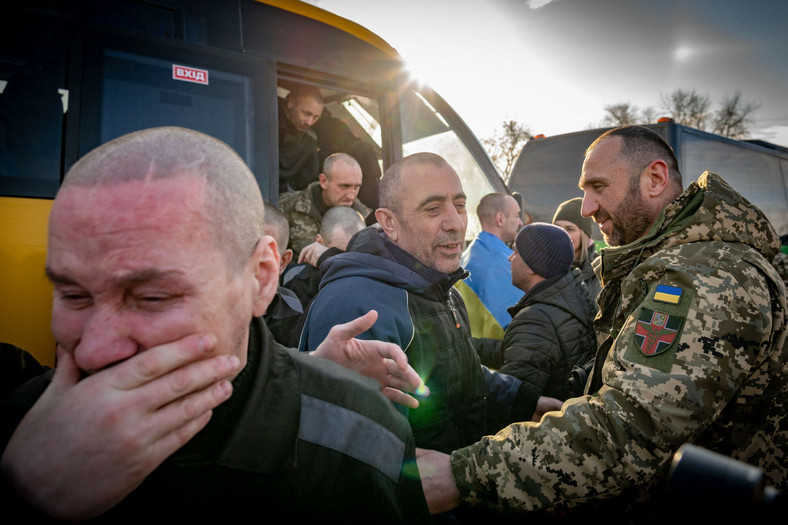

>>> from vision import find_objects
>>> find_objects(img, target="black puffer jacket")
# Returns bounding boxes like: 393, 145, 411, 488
577, 245, 601, 305
499, 268, 596, 400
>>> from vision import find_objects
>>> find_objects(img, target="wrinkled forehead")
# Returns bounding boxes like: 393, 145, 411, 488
403, 162, 462, 194
50, 177, 212, 241
331, 172, 362, 187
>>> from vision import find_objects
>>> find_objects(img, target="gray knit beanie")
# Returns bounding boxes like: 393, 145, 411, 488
514, 222, 574, 279
552, 197, 594, 238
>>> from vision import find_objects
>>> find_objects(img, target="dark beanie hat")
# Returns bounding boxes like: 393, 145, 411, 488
515, 222, 574, 279
552, 197, 594, 238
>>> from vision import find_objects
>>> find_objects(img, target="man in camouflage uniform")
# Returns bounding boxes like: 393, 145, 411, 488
279, 152, 371, 259
417, 125, 787, 520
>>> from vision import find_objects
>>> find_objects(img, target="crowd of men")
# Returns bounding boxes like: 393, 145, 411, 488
1, 113, 786, 524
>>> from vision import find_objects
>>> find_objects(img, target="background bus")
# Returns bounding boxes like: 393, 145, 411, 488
507, 121, 788, 242
0, 0, 507, 366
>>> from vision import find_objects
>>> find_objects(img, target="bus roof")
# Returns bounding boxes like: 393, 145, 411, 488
257, 0, 401, 58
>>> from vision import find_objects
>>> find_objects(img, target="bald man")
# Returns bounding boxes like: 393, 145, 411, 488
299, 153, 559, 464
457, 193, 524, 340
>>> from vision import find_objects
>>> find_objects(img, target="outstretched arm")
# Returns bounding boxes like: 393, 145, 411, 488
311, 310, 427, 408
416, 448, 461, 514
2, 334, 241, 520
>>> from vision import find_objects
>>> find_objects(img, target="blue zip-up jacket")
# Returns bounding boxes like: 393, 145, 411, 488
299, 225, 489, 453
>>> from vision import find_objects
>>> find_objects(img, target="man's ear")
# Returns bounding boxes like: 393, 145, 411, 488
315, 233, 326, 246
495, 211, 505, 227
279, 248, 293, 274
375, 208, 399, 241
318, 172, 328, 191
643, 159, 671, 198
250, 236, 281, 317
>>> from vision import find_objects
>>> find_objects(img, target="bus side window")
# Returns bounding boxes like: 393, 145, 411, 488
0, 42, 66, 198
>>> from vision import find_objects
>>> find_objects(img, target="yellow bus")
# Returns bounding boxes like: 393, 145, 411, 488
0, 0, 507, 366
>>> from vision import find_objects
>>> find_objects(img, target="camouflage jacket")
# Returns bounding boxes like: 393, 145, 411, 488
278, 181, 371, 256
450, 172, 787, 516
773, 249, 788, 289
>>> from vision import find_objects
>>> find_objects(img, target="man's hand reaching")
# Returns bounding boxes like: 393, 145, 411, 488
311, 310, 427, 408
298, 241, 330, 267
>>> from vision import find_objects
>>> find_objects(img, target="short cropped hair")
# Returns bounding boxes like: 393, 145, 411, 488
60, 126, 264, 272
286, 85, 324, 106
323, 152, 361, 180
320, 206, 365, 245
476, 193, 511, 227
587, 126, 682, 187
378, 152, 452, 215
264, 201, 290, 251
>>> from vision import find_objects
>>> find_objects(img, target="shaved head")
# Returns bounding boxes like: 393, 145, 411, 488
379, 152, 454, 216
60, 127, 264, 272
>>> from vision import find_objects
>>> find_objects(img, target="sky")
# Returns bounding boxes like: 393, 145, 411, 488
306, 0, 788, 147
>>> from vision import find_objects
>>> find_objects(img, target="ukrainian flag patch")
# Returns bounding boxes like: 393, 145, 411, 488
653, 284, 683, 305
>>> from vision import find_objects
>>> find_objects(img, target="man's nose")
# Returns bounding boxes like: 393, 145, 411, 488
581, 194, 597, 218
73, 306, 140, 374
442, 206, 466, 232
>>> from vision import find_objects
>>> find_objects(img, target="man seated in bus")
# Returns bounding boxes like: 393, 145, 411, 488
1, 127, 431, 523
278, 85, 324, 193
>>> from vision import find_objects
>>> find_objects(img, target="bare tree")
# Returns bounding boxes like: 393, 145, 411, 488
640, 106, 658, 124
603, 103, 640, 126
660, 88, 710, 129
483, 119, 533, 181
603, 103, 661, 127
598, 89, 760, 138
711, 91, 760, 139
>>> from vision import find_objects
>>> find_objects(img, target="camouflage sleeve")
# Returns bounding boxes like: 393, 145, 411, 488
772, 250, 788, 289
287, 211, 320, 255
450, 242, 779, 513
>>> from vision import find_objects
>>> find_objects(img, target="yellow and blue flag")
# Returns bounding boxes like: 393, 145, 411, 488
653, 284, 683, 305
